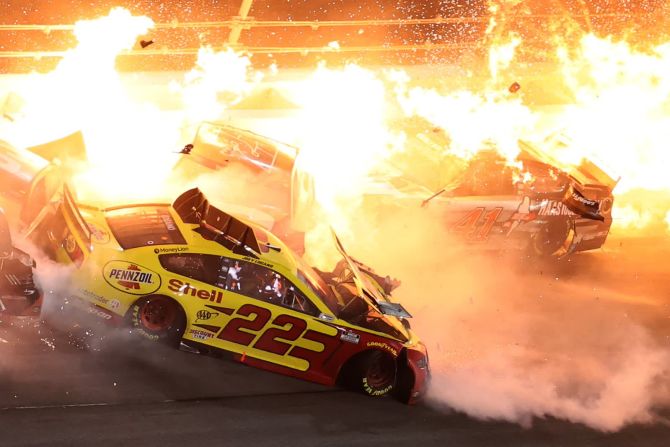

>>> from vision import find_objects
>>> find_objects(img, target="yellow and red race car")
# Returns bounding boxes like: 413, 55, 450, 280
23, 186, 429, 403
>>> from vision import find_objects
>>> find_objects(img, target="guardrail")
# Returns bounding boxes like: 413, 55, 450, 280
0, 12, 651, 63
0, 13, 642, 32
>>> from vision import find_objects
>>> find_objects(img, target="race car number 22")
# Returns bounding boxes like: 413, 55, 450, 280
217, 303, 339, 364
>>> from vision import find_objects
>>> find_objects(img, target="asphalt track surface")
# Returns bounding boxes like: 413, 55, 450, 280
0, 236, 669, 447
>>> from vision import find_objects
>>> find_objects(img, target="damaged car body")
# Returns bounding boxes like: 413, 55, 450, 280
0, 207, 41, 316
176, 122, 615, 258
408, 141, 615, 258
20, 185, 429, 403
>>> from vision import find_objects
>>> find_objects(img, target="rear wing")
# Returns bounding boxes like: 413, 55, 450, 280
172, 188, 262, 257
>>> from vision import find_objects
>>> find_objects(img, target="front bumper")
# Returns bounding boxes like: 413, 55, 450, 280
405, 344, 431, 404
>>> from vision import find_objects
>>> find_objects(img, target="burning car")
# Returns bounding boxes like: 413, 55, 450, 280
374, 140, 616, 258
0, 207, 41, 316
177, 121, 616, 258
21, 185, 429, 403
173, 121, 297, 181
171, 122, 305, 252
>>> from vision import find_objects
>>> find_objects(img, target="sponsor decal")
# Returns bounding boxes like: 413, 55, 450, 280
537, 200, 577, 217
153, 247, 189, 254
63, 229, 84, 267
87, 222, 110, 244
366, 341, 398, 357
571, 192, 598, 207
103, 261, 161, 296
504, 196, 537, 236
242, 256, 273, 269
362, 378, 393, 396
64, 233, 77, 253
340, 331, 360, 344
161, 215, 178, 231
189, 329, 213, 341
196, 309, 220, 321
77, 289, 120, 310
168, 278, 224, 303
88, 306, 113, 320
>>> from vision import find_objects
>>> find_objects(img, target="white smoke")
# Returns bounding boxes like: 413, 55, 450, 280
332, 202, 670, 431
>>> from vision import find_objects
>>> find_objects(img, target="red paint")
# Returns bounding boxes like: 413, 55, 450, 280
254, 314, 307, 355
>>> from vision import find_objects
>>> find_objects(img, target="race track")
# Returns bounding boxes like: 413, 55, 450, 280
0, 236, 669, 446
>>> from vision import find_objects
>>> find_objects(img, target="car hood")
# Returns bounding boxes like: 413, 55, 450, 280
331, 232, 411, 341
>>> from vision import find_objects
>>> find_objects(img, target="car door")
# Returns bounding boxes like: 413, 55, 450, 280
429, 157, 531, 248
160, 253, 339, 371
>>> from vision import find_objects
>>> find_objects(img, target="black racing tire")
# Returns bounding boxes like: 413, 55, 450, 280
351, 351, 397, 398
128, 295, 185, 347
531, 218, 576, 259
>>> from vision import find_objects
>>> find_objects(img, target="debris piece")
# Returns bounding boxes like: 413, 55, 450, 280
177, 144, 193, 155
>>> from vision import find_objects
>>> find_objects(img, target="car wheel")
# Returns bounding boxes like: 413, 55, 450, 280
531, 218, 576, 258
129, 295, 185, 346
355, 351, 397, 397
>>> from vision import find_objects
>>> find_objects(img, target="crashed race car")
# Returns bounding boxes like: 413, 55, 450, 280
172, 122, 302, 250
178, 121, 616, 258
378, 141, 616, 258
0, 208, 41, 316
21, 185, 429, 403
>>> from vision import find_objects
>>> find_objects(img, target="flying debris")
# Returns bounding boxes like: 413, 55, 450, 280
508, 82, 521, 93
139, 39, 154, 49
177, 144, 193, 155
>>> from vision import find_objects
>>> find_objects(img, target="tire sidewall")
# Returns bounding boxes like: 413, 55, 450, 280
128, 296, 185, 346
357, 351, 397, 397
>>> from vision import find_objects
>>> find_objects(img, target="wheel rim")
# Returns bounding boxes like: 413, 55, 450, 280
140, 297, 177, 332
365, 354, 395, 389
533, 219, 575, 258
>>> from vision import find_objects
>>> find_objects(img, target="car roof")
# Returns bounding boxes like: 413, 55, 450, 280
94, 189, 301, 277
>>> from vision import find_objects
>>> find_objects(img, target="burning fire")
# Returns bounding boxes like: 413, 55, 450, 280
1, 5, 670, 230
2, 8, 258, 205
1, 3, 670, 432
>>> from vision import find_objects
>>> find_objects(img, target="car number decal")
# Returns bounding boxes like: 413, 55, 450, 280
452, 207, 503, 241
212, 303, 340, 369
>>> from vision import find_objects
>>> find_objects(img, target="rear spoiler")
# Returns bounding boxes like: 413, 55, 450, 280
172, 188, 262, 257
562, 185, 605, 222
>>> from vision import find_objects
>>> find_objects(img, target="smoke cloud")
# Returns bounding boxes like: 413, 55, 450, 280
328, 199, 670, 431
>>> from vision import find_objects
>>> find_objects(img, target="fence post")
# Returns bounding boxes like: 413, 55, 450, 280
228, 0, 254, 46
